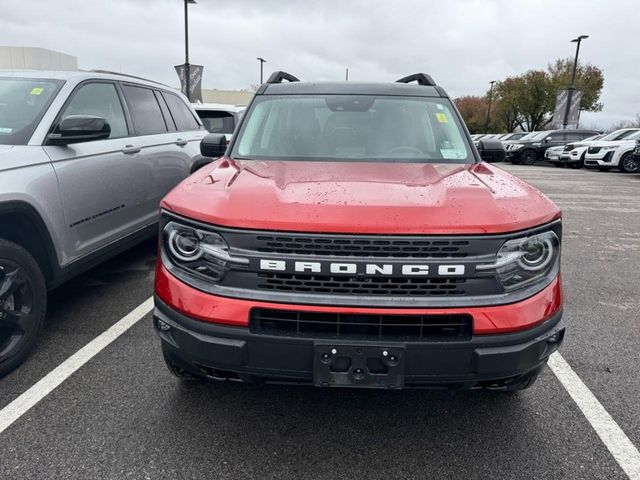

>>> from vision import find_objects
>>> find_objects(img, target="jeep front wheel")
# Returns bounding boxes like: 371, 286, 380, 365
520, 149, 538, 165
0, 239, 47, 378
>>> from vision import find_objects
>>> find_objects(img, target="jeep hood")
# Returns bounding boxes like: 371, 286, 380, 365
162, 159, 561, 234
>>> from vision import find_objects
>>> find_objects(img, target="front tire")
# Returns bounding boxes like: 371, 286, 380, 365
0, 239, 47, 378
520, 149, 539, 165
619, 152, 639, 173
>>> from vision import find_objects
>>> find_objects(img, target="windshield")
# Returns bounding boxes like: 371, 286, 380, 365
627, 131, 640, 140
583, 134, 604, 142
506, 133, 526, 140
232, 95, 474, 163
601, 129, 640, 141
0, 77, 63, 145
517, 131, 539, 141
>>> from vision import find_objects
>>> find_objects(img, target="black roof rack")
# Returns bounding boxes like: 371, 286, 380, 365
396, 73, 436, 87
89, 69, 167, 86
266, 71, 300, 84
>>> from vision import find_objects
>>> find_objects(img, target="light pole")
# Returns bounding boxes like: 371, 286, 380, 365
563, 34, 589, 129
184, 0, 197, 102
485, 80, 496, 132
257, 57, 266, 84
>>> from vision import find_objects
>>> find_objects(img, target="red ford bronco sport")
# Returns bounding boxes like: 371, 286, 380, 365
153, 72, 564, 390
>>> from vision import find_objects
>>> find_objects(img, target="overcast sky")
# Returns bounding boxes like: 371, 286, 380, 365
2, 0, 638, 128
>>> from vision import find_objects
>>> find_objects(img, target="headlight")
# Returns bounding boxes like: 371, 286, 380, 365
511, 144, 524, 150
162, 221, 248, 283
602, 146, 619, 151
477, 230, 560, 292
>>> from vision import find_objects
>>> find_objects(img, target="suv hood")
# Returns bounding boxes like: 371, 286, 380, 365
162, 159, 560, 234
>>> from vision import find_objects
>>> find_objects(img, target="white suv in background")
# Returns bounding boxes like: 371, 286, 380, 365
192, 103, 245, 144
584, 129, 640, 173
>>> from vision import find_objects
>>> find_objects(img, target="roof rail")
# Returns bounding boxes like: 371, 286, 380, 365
266, 71, 300, 84
88, 69, 167, 86
396, 73, 436, 87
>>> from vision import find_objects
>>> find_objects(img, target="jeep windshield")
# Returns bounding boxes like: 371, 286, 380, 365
232, 95, 474, 163
0, 77, 63, 145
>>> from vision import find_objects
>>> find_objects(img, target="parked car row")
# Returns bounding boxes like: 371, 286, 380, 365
472, 127, 640, 173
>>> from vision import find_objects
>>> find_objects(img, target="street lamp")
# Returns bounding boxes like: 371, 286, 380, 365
257, 57, 266, 84
184, 0, 197, 102
485, 80, 497, 132
563, 34, 589, 129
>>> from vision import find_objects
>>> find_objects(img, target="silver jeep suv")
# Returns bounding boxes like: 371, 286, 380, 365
0, 70, 207, 376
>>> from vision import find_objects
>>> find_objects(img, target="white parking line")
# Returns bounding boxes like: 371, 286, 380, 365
549, 352, 640, 480
0, 297, 154, 436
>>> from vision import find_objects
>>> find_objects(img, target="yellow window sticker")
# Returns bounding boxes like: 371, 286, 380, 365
30, 87, 44, 95
436, 113, 448, 123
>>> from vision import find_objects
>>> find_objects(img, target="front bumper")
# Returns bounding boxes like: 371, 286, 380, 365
154, 297, 565, 389
585, 151, 616, 167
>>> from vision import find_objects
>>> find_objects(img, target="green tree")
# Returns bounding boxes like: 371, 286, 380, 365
491, 77, 524, 133
548, 58, 604, 112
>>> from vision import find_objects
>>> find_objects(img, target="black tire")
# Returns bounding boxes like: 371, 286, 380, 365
162, 350, 202, 381
504, 371, 540, 391
569, 160, 584, 169
598, 166, 612, 172
0, 239, 47, 378
519, 149, 538, 165
619, 152, 639, 173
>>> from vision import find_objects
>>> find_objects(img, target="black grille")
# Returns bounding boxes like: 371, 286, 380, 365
588, 146, 602, 154
256, 273, 468, 296
254, 235, 471, 258
250, 308, 472, 341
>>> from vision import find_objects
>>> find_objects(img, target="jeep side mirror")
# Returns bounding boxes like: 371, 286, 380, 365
47, 115, 111, 145
477, 138, 506, 163
200, 133, 227, 158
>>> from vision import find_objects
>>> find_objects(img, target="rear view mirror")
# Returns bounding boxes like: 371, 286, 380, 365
200, 133, 227, 158
47, 115, 111, 145
477, 138, 506, 163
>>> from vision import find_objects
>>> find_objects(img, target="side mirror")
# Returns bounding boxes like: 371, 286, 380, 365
200, 133, 227, 158
47, 115, 111, 145
543, 137, 552, 143
477, 138, 506, 163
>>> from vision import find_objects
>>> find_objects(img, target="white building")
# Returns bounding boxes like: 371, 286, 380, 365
0, 46, 78, 71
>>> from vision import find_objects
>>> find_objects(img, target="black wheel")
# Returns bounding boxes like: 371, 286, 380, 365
619, 152, 639, 173
519, 149, 539, 165
162, 350, 202, 381
0, 239, 47, 378
598, 166, 612, 172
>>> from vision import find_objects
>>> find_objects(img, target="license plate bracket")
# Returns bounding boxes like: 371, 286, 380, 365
313, 343, 405, 389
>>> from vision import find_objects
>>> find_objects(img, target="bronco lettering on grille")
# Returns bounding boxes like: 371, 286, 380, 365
259, 259, 465, 276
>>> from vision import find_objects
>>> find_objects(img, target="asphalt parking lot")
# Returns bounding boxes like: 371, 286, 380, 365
0, 164, 639, 480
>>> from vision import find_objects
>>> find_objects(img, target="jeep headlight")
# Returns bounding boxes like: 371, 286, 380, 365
162, 221, 248, 283
478, 230, 560, 292
511, 144, 524, 150
602, 145, 618, 151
